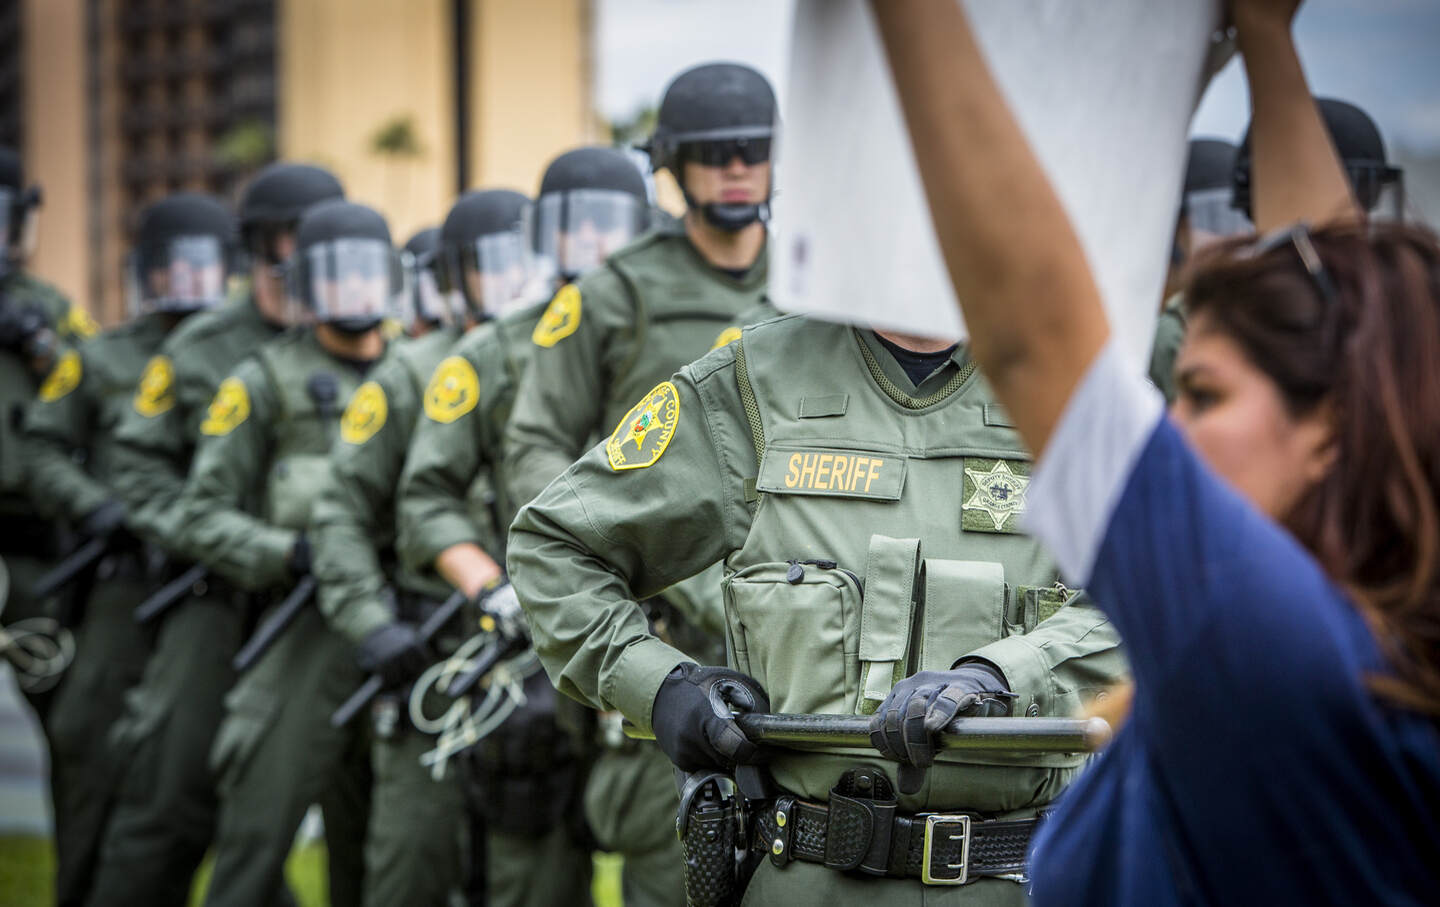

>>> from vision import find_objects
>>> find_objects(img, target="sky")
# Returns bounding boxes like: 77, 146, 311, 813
596, 0, 1440, 156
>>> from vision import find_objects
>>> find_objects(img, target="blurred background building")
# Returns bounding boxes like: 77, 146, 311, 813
11, 0, 600, 324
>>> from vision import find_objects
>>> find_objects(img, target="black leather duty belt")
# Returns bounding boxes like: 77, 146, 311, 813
754, 768, 1040, 886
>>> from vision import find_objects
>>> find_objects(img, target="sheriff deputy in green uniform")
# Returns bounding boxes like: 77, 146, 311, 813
396, 153, 653, 906
0, 144, 97, 714
308, 195, 528, 907
177, 200, 401, 907
501, 62, 778, 907
25, 193, 236, 907
510, 313, 1127, 905
88, 162, 344, 907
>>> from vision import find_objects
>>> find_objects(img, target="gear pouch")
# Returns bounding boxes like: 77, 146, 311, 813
916, 558, 1007, 673
724, 559, 861, 716
856, 535, 921, 715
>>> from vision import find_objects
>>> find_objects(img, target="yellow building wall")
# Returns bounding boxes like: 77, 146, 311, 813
470, 0, 598, 196
21, 0, 90, 311
278, 0, 459, 244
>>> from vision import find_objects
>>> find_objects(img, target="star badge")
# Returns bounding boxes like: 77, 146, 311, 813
962, 459, 1030, 532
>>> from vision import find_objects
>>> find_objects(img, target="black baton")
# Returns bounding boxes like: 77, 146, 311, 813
329, 589, 468, 728
626, 713, 1111, 755
134, 563, 209, 625
231, 575, 317, 673
30, 537, 109, 600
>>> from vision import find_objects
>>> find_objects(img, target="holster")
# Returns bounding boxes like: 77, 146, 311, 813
677, 771, 741, 907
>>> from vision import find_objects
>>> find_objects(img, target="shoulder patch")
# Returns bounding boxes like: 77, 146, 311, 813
200, 376, 251, 436
38, 350, 82, 402
423, 356, 480, 424
133, 355, 176, 417
711, 326, 742, 350
961, 457, 1031, 534
64, 305, 99, 339
531, 284, 581, 348
341, 381, 388, 445
606, 381, 680, 471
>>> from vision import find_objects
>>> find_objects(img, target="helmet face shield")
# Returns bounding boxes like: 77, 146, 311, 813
0, 186, 38, 273
252, 221, 299, 266
1182, 187, 1253, 250
400, 249, 455, 330
458, 231, 531, 318
130, 234, 231, 314
1351, 164, 1405, 222
529, 189, 648, 282
292, 238, 401, 329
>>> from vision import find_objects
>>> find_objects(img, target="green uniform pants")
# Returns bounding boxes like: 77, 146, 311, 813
87, 595, 240, 907
2, 551, 63, 720
202, 604, 370, 907
584, 743, 685, 907
48, 567, 150, 907
741, 858, 1027, 906
365, 724, 465, 907
487, 824, 594, 907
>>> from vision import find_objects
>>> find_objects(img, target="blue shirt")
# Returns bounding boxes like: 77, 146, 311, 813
1022, 346, 1440, 906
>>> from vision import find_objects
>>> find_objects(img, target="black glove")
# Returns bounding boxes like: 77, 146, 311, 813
868, 662, 1014, 794
356, 622, 432, 686
80, 498, 128, 539
287, 532, 311, 577
651, 663, 770, 773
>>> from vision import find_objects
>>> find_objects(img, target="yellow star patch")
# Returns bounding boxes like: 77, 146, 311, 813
711, 326, 742, 350
961, 458, 1030, 533
606, 381, 680, 471
341, 381, 388, 445
423, 356, 480, 424
532, 284, 581, 348
38, 350, 82, 402
200, 376, 251, 436
133, 355, 176, 417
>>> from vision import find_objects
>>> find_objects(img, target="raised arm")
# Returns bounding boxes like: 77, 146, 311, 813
868, 0, 1108, 456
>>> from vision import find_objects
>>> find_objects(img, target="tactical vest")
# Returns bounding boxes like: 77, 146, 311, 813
254, 331, 366, 531
726, 319, 1077, 812
81, 315, 172, 485
604, 229, 769, 431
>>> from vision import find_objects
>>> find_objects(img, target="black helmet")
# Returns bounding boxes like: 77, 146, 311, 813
646, 62, 776, 232
530, 147, 650, 285
399, 226, 448, 329
238, 162, 345, 263
1233, 97, 1403, 219
0, 146, 43, 278
291, 200, 400, 333
1179, 139, 1251, 240
130, 193, 238, 315
437, 189, 531, 320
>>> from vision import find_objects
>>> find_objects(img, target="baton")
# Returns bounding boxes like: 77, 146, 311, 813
231, 575, 317, 673
134, 563, 208, 625
30, 537, 108, 600
329, 589, 468, 728
625, 713, 1111, 755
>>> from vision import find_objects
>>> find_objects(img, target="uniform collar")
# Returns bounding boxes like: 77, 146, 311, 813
855, 328, 972, 398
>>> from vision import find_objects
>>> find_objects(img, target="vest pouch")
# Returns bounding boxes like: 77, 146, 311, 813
1006, 584, 1072, 636
723, 559, 861, 716
856, 535, 922, 715
916, 559, 1007, 673
264, 452, 330, 531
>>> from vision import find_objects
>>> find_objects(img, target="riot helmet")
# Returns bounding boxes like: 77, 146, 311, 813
127, 193, 238, 316
1180, 139, 1251, 242
529, 148, 648, 285
289, 200, 401, 334
1233, 97, 1404, 221
0, 147, 43, 280
399, 226, 449, 331
645, 62, 777, 232
239, 162, 345, 266
437, 189, 532, 320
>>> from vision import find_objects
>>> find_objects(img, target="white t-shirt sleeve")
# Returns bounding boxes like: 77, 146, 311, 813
1020, 340, 1165, 585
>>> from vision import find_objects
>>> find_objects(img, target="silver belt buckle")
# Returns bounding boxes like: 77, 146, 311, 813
921, 814, 971, 885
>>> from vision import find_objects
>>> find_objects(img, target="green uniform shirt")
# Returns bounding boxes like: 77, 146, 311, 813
311, 327, 460, 644
503, 224, 772, 508
24, 313, 174, 523
179, 329, 373, 591
509, 316, 1126, 812
0, 271, 93, 512
1148, 294, 1187, 404
108, 289, 280, 552
396, 300, 548, 575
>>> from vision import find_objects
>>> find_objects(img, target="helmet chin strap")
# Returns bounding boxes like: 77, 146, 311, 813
327, 317, 383, 335
680, 183, 770, 233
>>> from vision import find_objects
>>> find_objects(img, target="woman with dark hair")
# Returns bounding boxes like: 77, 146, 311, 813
867, 0, 1440, 902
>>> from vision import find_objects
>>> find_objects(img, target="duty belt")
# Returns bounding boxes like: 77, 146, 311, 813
755, 768, 1041, 886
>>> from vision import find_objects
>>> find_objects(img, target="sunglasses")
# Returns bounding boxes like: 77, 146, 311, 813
1252, 223, 1340, 310
681, 137, 772, 168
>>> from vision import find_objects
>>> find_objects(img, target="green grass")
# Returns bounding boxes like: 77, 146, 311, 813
0, 836, 625, 906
